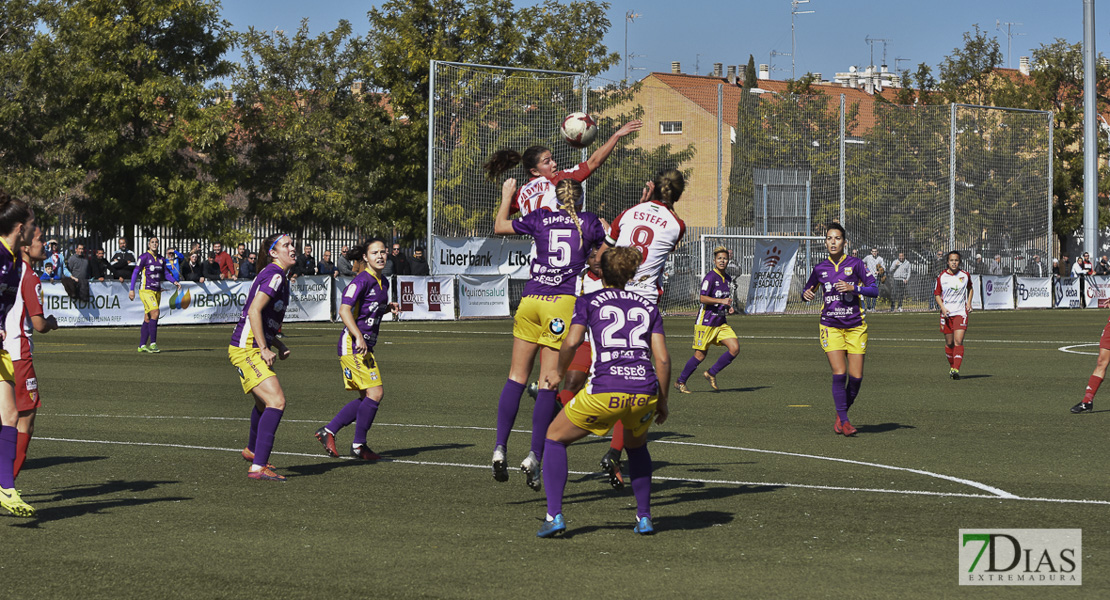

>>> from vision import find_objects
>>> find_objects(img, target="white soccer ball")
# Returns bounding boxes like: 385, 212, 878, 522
560, 112, 598, 149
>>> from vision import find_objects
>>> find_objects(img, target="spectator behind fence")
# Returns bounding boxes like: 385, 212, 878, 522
1058, 254, 1070, 277
295, 244, 317, 276
90, 248, 114, 282
111, 237, 136, 268
318, 250, 336, 277
212, 242, 235, 279
165, 247, 183, 281
383, 243, 411, 298
862, 248, 884, 310
203, 251, 222, 281
1080, 252, 1095, 276
1098, 255, 1110, 276
336, 244, 356, 276
45, 239, 68, 278
1027, 255, 1048, 277
969, 254, 985, 274
1072, 254, 1087, 278
988, 254, 1003, 276
42, 263, 60, 282
888, 251, 912, 311
410, 248, 430, 276
182, 252, 204, 283
239, 251, 256, 280
64, 242, 91, 302
234, 243, 247, 273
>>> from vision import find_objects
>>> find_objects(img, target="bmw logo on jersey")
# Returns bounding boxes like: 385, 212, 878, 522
549, 318, 566, 335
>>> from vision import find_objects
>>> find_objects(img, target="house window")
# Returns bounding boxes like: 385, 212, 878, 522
660, 121, 683, 134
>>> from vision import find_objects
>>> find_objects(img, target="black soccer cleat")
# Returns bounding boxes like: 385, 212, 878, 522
1071, 401, 1093, 414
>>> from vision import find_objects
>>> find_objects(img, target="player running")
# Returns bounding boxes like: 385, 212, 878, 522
490, 177, 606, 491
4, 226, 58, 485
128, 236, 181, 353
536, 246, 671, 537
483, 120, 643, 216
0, 193, 36, 516
934, 251, 972, 380
593, 168, 686, 488
1071, 314, 1110, 413
801, 223, 877, 437
314, 238, 399, 460
674, 246, 740, 393
229, 233, 295, 482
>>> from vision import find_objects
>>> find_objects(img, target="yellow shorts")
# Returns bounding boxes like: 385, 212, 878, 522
340, 352, 382, 391
140, 289, 161, 314
228, 346, 276, 394
819, 323, 868, 354
0, 350, 14, 383
513, 294, 575, 349
692, 323, 737, 351
564, 390, 658, 439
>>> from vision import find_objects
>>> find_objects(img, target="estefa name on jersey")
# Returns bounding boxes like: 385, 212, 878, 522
632, 209, 670, 227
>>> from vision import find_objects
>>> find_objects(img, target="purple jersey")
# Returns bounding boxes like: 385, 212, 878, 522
512, 209, 606, 297
574, 288, 666, 395
130, 252, 177, 292
803, 255, 875, 329
337, 270, 390, 355
230, 263, 290, 349
0, 239, 22, 334
697, 269, 732, 327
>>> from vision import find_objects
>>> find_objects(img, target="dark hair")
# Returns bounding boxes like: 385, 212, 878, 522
258, 233, 289, 270
651, 169, 685, 206
346, 236, 387, 264
207, 251, 217, 259
483, 145, 550, 180
600, 246, 641, 288
0, 190, 33, 238
947, 251, 962, 261
825, 222, 846, 238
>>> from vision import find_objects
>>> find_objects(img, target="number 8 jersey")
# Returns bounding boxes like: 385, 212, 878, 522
606, 199, 685, 303
573, 287, 665, 395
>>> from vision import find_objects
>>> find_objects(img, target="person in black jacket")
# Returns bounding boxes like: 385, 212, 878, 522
202, 251, 223, 281
410, 248, 430, 276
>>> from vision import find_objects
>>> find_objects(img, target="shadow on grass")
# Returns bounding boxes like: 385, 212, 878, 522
13, 495, 194, 526
27, 479, 181, 502
154, 348, 216, 354
21, 455, 108, 470
855, 422, 916, 434
15, 479, 190, 526
956, 374, 991, 380
709, 385, 772, 394
282, 443, 474, 476
378, 442, 473, 459
550, 510, 741, 538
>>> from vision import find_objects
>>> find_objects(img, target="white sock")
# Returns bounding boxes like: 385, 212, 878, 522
545, 514, 554, 522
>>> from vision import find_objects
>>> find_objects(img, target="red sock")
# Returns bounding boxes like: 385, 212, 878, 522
610, 420, 625, 452
557, 389, 574, 407
1084, 375, 1103, 403
14, 432, 30, 479
945, 346, 954, 366
952, 345, 964, 370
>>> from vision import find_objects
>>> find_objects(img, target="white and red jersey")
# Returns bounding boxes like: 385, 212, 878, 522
606, 200, 686, 303
934, 269, 972, 317
577, 269, 604, 296
3, 259, 44, 361
511, 162, 591, 216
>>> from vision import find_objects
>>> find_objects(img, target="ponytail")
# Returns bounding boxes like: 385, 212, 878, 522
651, 169, 686, 207
483, 145, 551, 180
0, 189, 32, 239
555, 179, 584, 250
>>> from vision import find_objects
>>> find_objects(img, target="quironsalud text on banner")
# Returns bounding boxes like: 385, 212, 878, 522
745, 239, 799, 314
458, 275, 510, 318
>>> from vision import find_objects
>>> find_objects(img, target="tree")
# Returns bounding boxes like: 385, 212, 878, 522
1, 0, 237, 240
938, 24, 1003, 105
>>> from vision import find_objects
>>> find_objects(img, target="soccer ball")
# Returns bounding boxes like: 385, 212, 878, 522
560, 112, 598, 148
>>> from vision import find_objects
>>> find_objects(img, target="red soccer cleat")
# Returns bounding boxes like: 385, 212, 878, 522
833, 416, 843, 434
840, 421, 858, 437
351, 444, 381, 461
314, 427, 340, 458
247, 466, 286, 482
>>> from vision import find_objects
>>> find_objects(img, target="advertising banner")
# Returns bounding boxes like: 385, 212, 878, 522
1014, 276, 1053, 309
458, 275, 510, 318
970, 275, 983, 310
396, 275, 456, 321
745, 239, 798, 314
431, 236, 532, 279
980, 275, 1015, 310
1084, 275, 1110, 308
1055, 277, 1082, 309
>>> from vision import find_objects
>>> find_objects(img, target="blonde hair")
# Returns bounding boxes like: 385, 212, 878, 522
652, 169, 685, 207
713, 245, 728, 257
600, 246, 641, 288
555, 179, 584, 250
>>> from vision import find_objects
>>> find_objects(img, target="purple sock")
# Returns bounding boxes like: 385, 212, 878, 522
353, 398, 381, 446
149, 319, 158, 343
832, 373, 849, 422
707, 351, 737, 376
846, 376, 862, 410
626, 444, 653, 520
542, 438, 568, 517
327, 399, 362, 434
0, 426, 15, 488
140, 321, 150, 346
531, 389, 557, 459
495, 379, 526, 449
253, 408, 284, 468
677, 355, 702, 384
248, 406, 262, 452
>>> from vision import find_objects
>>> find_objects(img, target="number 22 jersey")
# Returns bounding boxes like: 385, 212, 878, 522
573, 287, 665, 395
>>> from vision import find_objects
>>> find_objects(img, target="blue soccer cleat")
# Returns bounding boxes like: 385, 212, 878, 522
634, 516, 654, 535
537, 513, 566, 538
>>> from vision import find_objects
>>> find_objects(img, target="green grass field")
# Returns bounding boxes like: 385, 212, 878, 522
6, 309, 1109, 598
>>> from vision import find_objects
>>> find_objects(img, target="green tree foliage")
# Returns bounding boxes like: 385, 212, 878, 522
229, 20, 398, 236
0, 0, 236, 238
938, 24, 1003, 105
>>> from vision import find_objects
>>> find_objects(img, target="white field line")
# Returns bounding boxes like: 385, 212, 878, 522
33, 416, 1110, 506
1059, 343, 1099, 356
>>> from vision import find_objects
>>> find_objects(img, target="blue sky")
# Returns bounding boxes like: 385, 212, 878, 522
219, 0, 1100, 83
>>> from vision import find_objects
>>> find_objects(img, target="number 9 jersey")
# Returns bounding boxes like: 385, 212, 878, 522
573, 287, 665, 395
606, 199, 685, 303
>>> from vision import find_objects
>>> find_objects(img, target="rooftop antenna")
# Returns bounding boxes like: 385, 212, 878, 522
895, 57, 912, 71
770, 49, 790, 74
864, 36, 893, 69
623, 10, 642, 85
696, 54, 702, 76
996, 20, 1025, 69
791, 0, 815, 79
